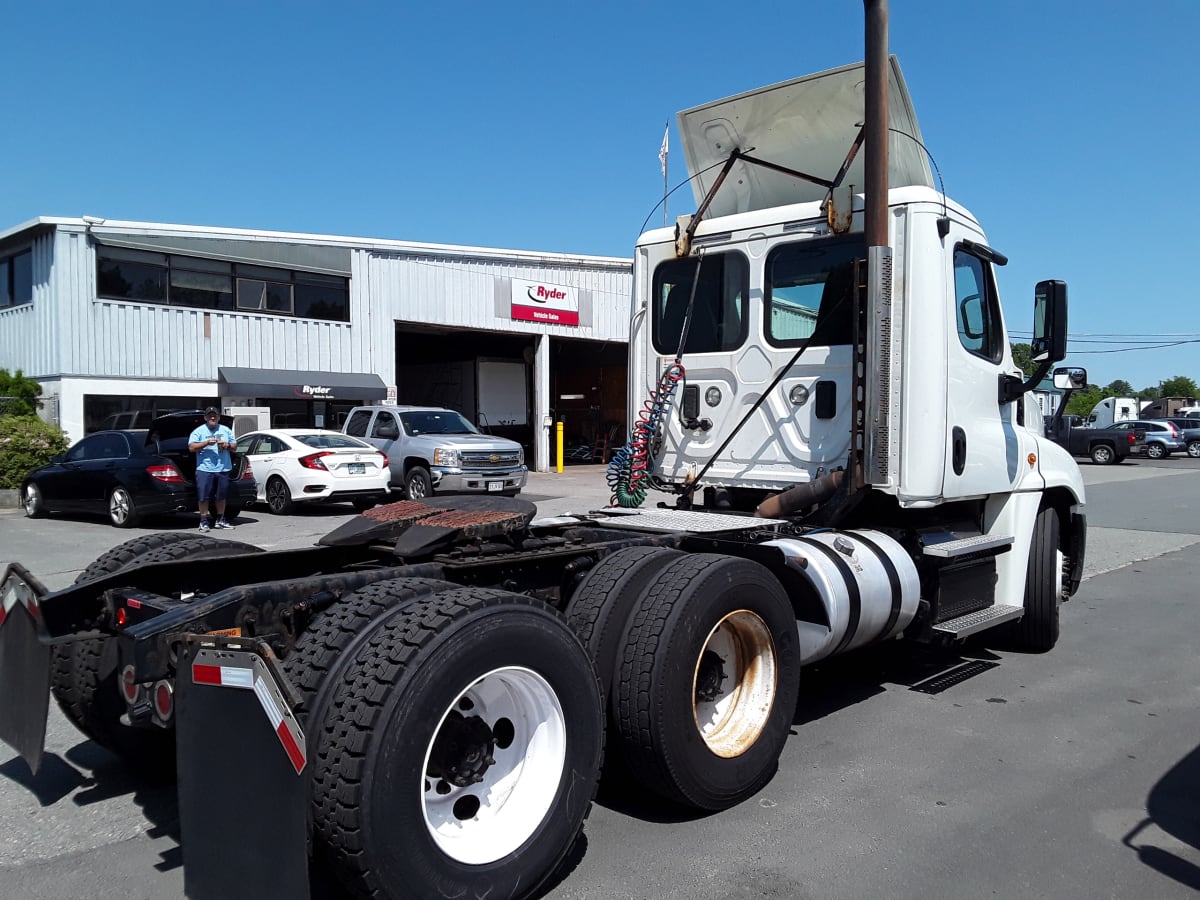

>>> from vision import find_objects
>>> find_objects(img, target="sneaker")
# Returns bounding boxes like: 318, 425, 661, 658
199, 518, 211, 532
215, 518, 232, 529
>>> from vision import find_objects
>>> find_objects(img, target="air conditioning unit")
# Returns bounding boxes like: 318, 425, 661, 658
224, 406, 271, 437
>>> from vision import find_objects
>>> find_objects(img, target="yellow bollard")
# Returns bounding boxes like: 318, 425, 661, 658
556, 421, 564, 473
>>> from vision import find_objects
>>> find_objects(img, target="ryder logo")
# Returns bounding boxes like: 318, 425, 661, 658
511, 279, 579, 327
294, 384, 333, 398
527, 285, 567, 304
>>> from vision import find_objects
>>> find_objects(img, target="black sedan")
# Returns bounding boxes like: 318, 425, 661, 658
21, 424, 256, 528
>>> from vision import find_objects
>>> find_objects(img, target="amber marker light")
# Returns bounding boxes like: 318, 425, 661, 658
1027, 453, 1037, 466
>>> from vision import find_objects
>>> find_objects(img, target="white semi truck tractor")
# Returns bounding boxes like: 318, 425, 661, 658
0, 3, 1085, 898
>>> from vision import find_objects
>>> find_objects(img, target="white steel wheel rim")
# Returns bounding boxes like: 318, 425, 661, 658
110, 490, 131, 523
692, 610, 778, 759
421, 665, 566, 865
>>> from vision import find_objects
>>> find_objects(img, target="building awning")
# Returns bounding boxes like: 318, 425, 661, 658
218, 367, 387, 401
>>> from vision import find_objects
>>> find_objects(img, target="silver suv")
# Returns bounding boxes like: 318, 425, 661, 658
1111, 419, 1186, 459
343, 405, 527, 499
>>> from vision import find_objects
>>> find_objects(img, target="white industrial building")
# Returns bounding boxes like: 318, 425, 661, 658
0, 216, 633, 471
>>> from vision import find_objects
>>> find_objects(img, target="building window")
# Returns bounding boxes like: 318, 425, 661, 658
96, 246, 349, 321
0, 249, 33, 309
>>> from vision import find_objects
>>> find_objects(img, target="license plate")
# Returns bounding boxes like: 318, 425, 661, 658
348, 463, 365, 475
487, 481, 503, 492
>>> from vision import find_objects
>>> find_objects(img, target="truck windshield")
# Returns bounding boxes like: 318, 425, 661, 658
400, 411, 480, 436
652, 252, 748, 356
765, 235, 863, 347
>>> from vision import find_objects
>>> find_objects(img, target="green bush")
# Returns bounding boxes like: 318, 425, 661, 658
0, 416, 69, 489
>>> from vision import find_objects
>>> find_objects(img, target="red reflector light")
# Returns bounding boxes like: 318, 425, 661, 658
147, 464, 184, 483
153, 681, 174, 721
121, 665, 139, 704
299, 452, 333, 471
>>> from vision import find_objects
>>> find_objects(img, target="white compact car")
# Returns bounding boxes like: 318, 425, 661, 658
237, 429, 391, 514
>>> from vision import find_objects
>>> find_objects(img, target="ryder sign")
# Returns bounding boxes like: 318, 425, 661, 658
510, 279, 579, 327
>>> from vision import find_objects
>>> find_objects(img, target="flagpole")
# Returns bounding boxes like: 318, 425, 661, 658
660, 122, 669, 227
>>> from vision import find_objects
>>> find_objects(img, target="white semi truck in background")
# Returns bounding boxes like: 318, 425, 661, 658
0, 3, 1086, 898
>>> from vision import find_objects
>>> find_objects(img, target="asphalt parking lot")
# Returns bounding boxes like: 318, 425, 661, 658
1, 458, 1198, 899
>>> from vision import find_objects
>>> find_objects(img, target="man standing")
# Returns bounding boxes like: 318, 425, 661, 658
188, 407, 237, 531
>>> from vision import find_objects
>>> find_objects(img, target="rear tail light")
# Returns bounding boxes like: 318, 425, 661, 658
299, 452, 334, 471
1128, 433, 1136, 445
147, 464, 184, 483
1168, 423, 1179, 437
120, 665, 142, 705
380, 452, 389, 468
241, 459, 254, 480
153, 680, 174, 722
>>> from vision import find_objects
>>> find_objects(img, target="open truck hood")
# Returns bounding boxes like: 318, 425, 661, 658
677, 56, 934, 217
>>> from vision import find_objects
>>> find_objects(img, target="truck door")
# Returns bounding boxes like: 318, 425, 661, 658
941, 243, 1022, 499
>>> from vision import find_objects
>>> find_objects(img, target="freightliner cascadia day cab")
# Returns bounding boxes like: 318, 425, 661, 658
0, 5, 1085, 898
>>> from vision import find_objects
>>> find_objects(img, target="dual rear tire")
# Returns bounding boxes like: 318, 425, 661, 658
566, 548, 800, 811
284, 580, 603, 900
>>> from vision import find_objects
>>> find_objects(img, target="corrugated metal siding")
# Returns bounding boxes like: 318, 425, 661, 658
0, 230, 59, 379
366, 251, 631, 344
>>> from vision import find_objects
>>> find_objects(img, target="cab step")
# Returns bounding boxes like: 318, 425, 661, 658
921, 533, 1013, 559
931, 604, 1024, 639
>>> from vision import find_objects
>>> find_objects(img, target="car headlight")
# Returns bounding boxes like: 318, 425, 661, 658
518, 448, 524, 466
433, 448, 460, 467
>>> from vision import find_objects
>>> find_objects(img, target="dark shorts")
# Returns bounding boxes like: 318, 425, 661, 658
196, 469, 231, 503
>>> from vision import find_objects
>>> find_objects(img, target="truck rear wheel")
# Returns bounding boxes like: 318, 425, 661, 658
51, 533, 263, 773
279, 576, 456, 728
310, 587, 603, 900
1009, 507, 1061, 652
1090, 444, 1115, 465
614, 554, 800, 811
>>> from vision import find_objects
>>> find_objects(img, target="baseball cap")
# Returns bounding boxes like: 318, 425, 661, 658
203, 406, 220, 417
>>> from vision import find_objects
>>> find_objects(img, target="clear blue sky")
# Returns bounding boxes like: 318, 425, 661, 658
3, 1, 1196, 391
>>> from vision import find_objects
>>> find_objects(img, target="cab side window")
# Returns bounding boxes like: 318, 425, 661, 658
372, 413, 400, 440
953, 249, 1003, 363
344, 409, 372, 437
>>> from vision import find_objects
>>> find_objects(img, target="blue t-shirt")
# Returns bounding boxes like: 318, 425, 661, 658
189, 423, 236, 473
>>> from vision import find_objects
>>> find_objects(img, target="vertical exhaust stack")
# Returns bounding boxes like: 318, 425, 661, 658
857, 0, 895, 492
864, 0, 889, 248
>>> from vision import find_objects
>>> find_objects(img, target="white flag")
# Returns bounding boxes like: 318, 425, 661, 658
659, 123, 669, 176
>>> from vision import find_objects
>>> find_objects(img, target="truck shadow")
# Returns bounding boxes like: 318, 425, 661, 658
793, 640, 1002, 726
1122, 743, 1200, 891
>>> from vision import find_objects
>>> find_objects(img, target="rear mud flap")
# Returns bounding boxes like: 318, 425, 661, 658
176, 636, 310, 900
0, 563, 51, 774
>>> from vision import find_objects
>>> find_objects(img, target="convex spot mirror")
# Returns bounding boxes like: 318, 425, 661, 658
1052, 366, 1087, 391
1032, 280, 1068, 364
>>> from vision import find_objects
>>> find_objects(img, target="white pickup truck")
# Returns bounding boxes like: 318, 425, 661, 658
342, 404, 527, 499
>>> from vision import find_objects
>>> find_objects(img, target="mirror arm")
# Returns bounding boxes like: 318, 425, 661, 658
999, 359, 1053, 405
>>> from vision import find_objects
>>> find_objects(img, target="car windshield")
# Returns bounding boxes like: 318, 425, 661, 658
293, 433, 373, 450
399, 411, 479, 435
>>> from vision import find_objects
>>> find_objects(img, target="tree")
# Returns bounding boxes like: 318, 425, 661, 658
1010, 343, 1034, 378
0, 368, 43, 417
1104, 380, 1134, 396
1158, 375, 1199, 399
1063, 385, 1105, 417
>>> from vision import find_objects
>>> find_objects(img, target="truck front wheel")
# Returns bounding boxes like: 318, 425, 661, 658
1090, 444, 1115, 465
311, 587, 603, 899
1009, 507, 1062, 652
614, 554, 800, 811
